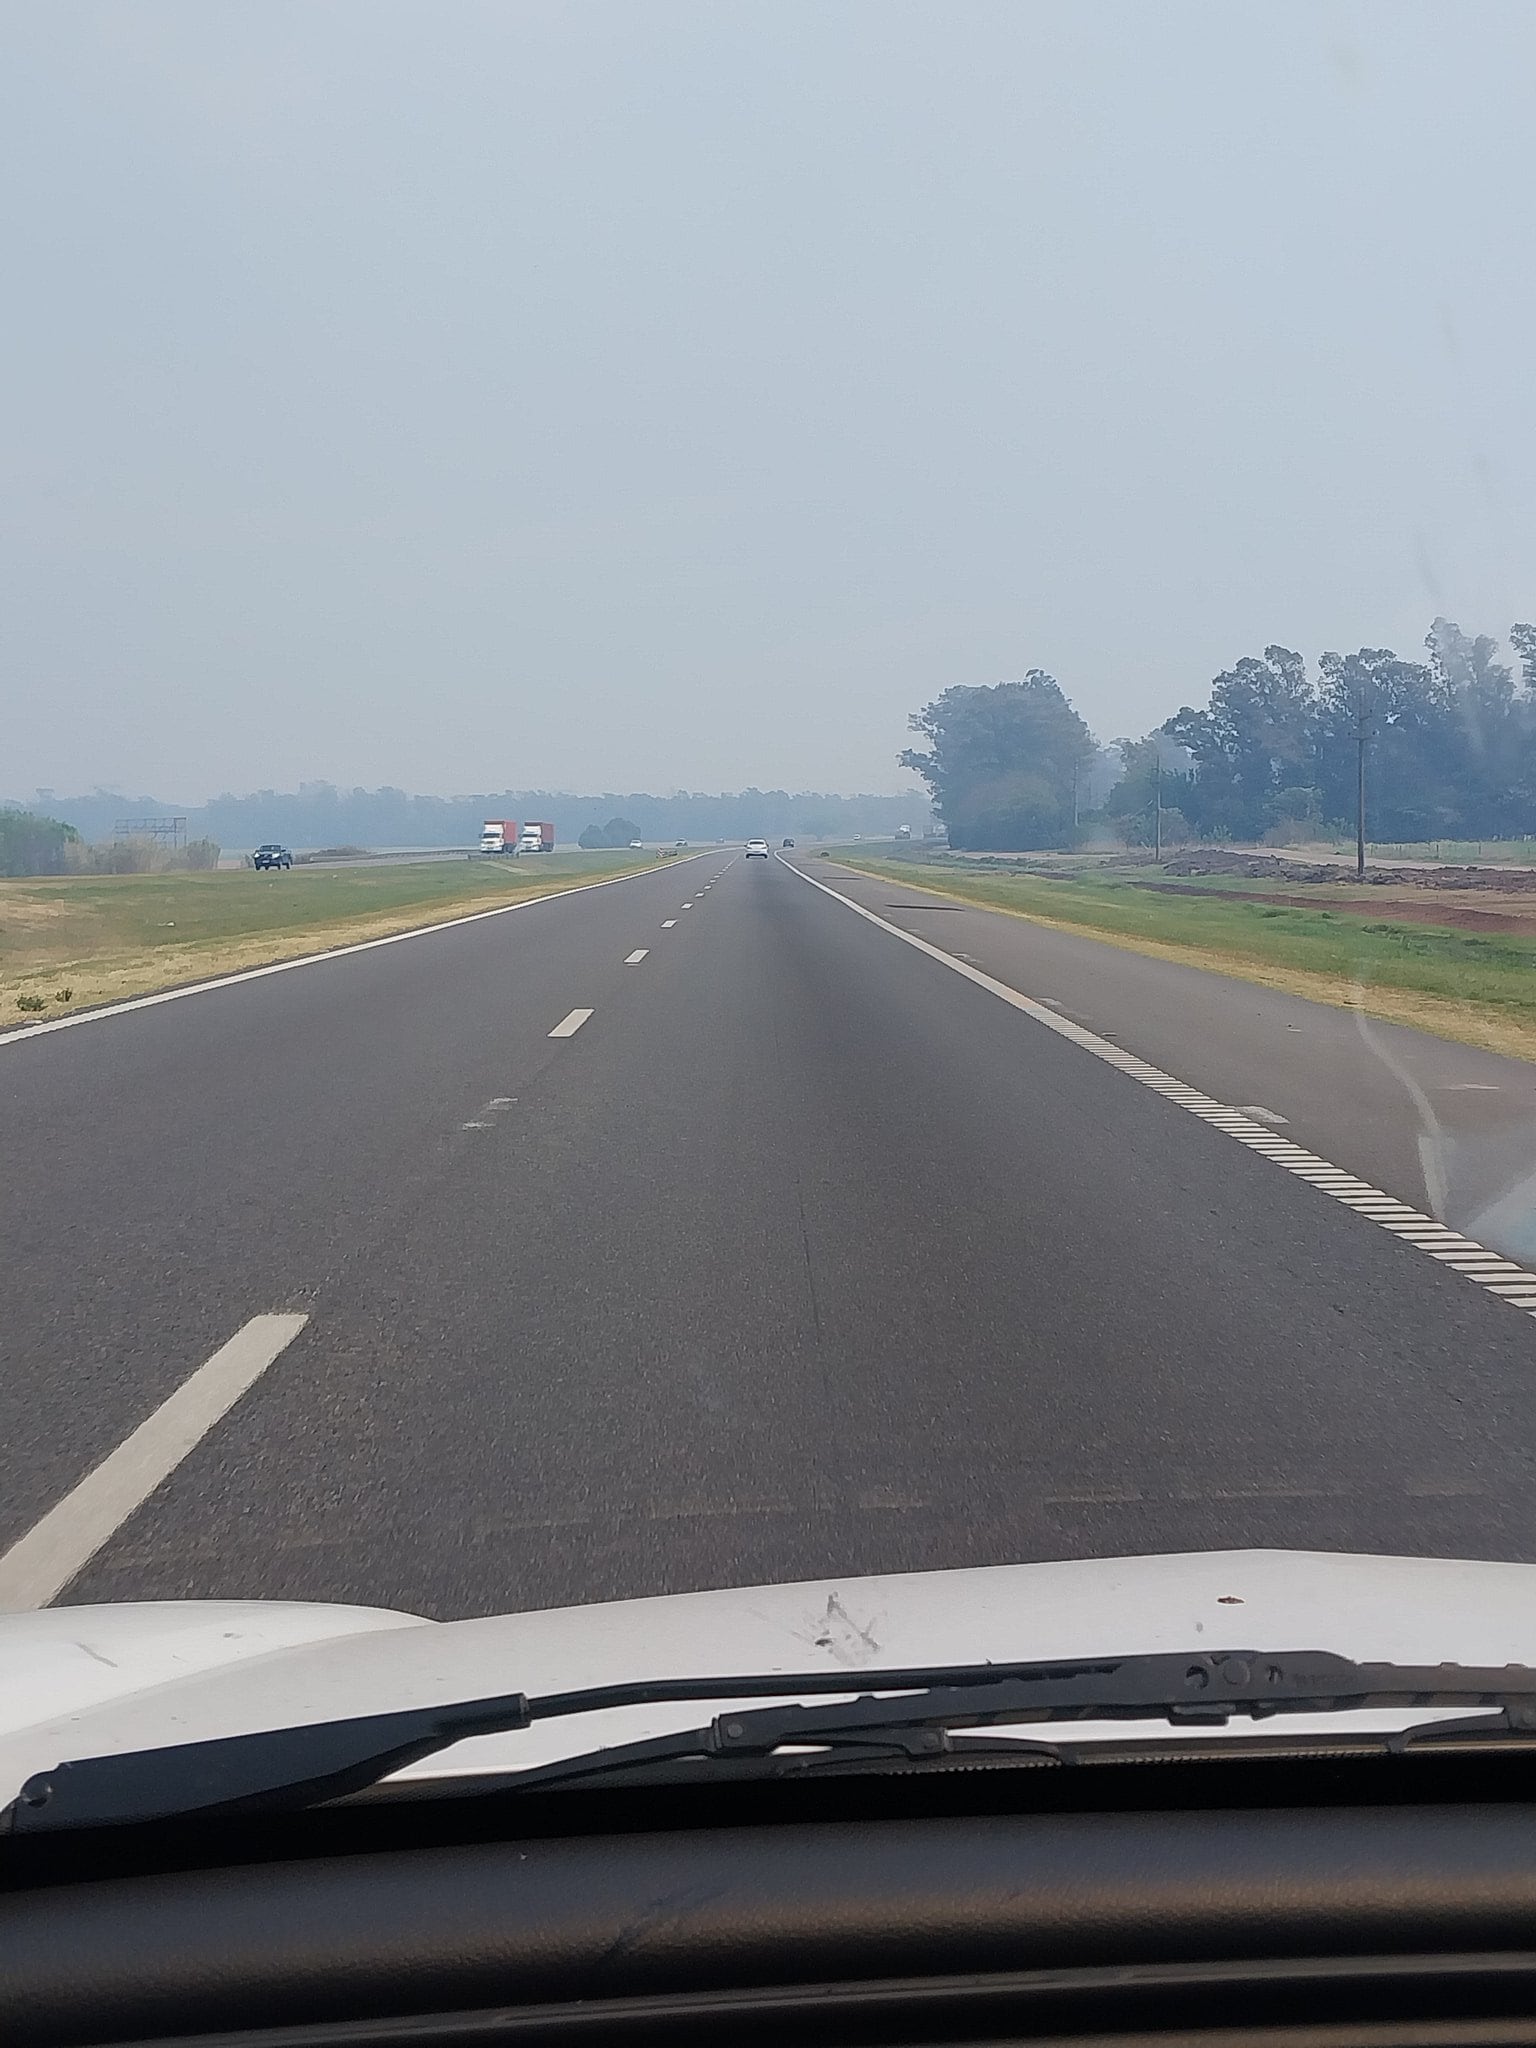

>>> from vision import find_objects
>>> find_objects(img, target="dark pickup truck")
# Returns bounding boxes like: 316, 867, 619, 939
252, 844, 292, 871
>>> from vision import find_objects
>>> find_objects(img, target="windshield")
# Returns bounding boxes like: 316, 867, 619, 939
4, 3, 1536, 1732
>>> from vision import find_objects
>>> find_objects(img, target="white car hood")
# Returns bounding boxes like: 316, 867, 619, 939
4, 1548, 1534, 1802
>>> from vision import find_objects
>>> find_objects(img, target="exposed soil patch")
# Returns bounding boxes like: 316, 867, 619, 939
1160, 848, 1536, 893
1132, 880, 1536, 935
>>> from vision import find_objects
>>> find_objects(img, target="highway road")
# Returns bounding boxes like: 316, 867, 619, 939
820, 862, 1536, 1262
3, 850, 1536, 1622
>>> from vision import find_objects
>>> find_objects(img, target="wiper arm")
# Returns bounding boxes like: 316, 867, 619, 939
11, 1647, 1536, 1834
503, 1656, 1536, 1794
455, 1720, 1072, 1799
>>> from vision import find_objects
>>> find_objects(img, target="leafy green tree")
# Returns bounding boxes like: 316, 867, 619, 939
0, 810, 80, 876
1101, 736, 1194, 842
1163, 647, 1312, 839
1103, 620, 1536, 849
1510, 623, 1536, 697
1097, 734, 1201, 850
1423, 618, 1526, 835
899, 673, 1095, 849
1113, 803, 1191, 849
577, 823, 609, 849
1314, 646, 1464, 842
602, 816, 642, 846
1265, 785, 1324, 840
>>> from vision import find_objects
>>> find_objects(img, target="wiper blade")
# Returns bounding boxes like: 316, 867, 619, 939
448, 1723, 1073, 1800
10, 1647, 1536, 1834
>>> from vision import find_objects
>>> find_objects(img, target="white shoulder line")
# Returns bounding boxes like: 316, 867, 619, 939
0, 853, 711, 1051
779, 856, 1536, 1324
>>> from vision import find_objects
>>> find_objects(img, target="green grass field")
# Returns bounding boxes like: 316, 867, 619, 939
827, 851, 1536, 1060
0, 851, 657, 1023
1314, 838, 1536, 866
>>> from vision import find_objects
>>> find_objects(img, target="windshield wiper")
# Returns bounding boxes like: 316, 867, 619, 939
10, 1647, 1536, 1834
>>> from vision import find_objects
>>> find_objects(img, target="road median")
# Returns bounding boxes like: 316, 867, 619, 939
0, 853, 654, 1030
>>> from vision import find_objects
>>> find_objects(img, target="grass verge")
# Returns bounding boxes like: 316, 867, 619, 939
1295, 838, 1536, 867
825, 853, 1536, 1063
0, 853, 660, 1027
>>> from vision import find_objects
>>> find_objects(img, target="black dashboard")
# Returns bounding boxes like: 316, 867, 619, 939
8, 1753, 1536, 2047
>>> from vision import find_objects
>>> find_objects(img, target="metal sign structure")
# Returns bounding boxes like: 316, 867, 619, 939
113, 817, 188, 848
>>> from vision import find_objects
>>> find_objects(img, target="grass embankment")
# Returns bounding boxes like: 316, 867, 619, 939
0, 852, 657, 1026
827, 852, 1536, 1062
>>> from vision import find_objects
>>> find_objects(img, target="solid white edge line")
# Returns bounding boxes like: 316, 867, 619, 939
0, 853, 717, 1051
778, 854, 1536, 1328
0, 1313, 309, 1610
549, 1008, 594, 1038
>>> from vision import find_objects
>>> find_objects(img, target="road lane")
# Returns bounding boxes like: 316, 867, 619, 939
0, 856, 712, 1554
794, 858, 1536, 1259
0, 1314, 309, 1609
29, 850, 1536, 1620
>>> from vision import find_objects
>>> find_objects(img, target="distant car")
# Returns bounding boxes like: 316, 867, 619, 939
674, 839, 688, 848
629, 839, 643, 848
746, 838, 770, 858
782, 837, 795, 848
253, 844, 292, 870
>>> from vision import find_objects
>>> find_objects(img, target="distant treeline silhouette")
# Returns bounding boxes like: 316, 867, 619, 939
10, 785, 930, 853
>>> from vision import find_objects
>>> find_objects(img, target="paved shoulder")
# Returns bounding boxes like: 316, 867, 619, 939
790, 857, 1536, 1258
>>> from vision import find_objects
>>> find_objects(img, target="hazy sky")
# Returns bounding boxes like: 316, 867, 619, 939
4, 2, 1534, 800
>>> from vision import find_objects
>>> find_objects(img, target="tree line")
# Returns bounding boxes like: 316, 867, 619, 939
900, 618, 1536, 851
0, 811, 220, 877
9, 784, 930, 858
577, 815, 643, 849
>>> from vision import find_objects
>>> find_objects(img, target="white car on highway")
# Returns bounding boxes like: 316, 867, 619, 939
745, 838, 770, 858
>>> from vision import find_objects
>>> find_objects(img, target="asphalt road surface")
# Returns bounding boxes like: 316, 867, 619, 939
818, 862, 1536, 1262
4, 850, 1536, 1622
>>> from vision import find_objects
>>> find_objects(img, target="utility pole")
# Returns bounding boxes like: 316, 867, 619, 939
1071, 757, 1080, 830
1153, 746, 1162, 862
1354, 678, 1368, 881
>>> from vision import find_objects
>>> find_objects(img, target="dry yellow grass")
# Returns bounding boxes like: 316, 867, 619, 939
0, 855, 654, 1026
9, 910, 506, 1016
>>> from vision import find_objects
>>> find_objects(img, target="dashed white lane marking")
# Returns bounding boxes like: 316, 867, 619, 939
781, 855, 1536, 1325
0, 1314, 309, 1609
461, 1095, 517, 1130
548, 1008, 594, 1037
662, 920, 677, 928
0, 854, 715, 1050
682, 902, 694, 909
625, 949, 649, 965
